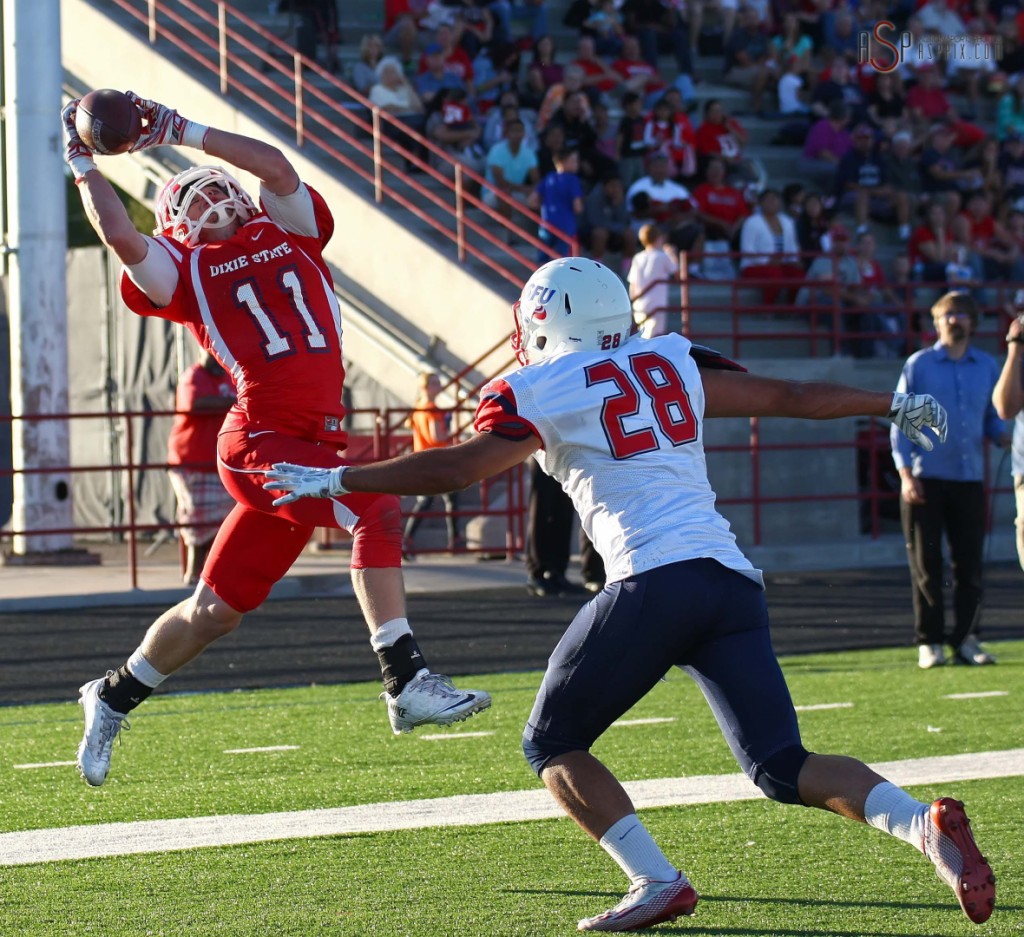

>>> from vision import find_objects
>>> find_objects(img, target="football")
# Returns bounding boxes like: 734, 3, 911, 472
75, 89, 142, 156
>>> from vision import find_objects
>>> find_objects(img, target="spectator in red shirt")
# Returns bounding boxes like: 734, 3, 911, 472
384, 0, 431, 69
959, 190, 1019, 279
692, 156, 749, 245
572, 35, 622, 96
167, 351, 236, 585
696, 99, 767, 195
906, 65, 986, 149
419, 22, 475, 95
909, 200, 957, 283
642, 96, 697, 179
612, 34, 667, 105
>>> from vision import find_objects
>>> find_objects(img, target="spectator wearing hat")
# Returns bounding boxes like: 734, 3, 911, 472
835, 124, 910, 237
799, 100, 853, 192
419, 22, 475, 92
882, 131, 922, 240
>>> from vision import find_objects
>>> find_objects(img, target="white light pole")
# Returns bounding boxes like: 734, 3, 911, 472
3, 0, 74, 556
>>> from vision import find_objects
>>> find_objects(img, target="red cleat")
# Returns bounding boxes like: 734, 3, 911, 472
923, 798, 996, 924
577, 873, 698, 932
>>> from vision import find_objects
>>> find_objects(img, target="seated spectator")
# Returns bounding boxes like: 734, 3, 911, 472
810, 57, 868, 124
425, 86, 485, 177
643, 96, 697, 179
776, 55, 811, 118
692, 156, 749, 246
483, 116, 540, 230
612, 34, 669, 107
822, 7, 861, 63
626, 152, 705, 263
906, 65, 986, 149
854, 231, 907, 357
799, 100, 853, 192
796, 190, 831, 258
592, 100, 618, 163
622, 0, 694, 81
352, 34, 385, 95
548, 90, 616, 184
867, 70, 908, 139
483, 91, 539, 150
964, 135, 1004, 204
739, 188, 804, 304
946, 19, 997, 117
529, 148, 585, 258
1002, 210, 1024, 279
996, 74, 1024, 141
524, 35, 564, 110
771, 12, 813, 75
581, 173, 638, 267
414, 43, 467, 109
947, 213, 984, 287
370, 56, 426, 120
616, 91, 649, 189
628, 223, 679, 337
908, 200, 957, 284
457, 0, 495, 58
489, 0, 549, 46
722, 5, 775, 114
1001, 131, 1024, 208
695, 99, 766, 195
572, 35, 622, 97
918, 0, 966, 36
384, 0, 431, 71
959, 190, 1019, 280
537, 64, 593, 132
783, 182, 806, 219
919, 121, 982, 215
472, 41, 521, 114
583, 0, 626, 56
419, 23, 475, 96
834, 123, 910, 236
881, 130, 922, 239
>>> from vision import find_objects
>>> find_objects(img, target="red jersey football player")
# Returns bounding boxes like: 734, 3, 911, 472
62, 94, 490, 787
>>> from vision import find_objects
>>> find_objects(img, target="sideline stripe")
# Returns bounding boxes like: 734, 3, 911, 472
224, 746, 300, 754
12, 761, 77, 771
944, 691, 1009, 700
2, 748, 1022, 868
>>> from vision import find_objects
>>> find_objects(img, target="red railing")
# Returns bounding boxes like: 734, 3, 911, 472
0, 407, 527, 588
105, 0, 575, 286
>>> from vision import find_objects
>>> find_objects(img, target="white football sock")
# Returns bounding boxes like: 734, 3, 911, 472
369, 618, 413, 651
599, 814, 679, 885
864, 781, 929, 851
126, 648, 168, 689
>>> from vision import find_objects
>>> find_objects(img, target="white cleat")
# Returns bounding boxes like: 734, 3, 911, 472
923, 798, 995, 924
918, 644, 946, 669
383, 671, 491, 735
952, 636, 996, 666
578, 873, 698, 931
76, 676, 129, 787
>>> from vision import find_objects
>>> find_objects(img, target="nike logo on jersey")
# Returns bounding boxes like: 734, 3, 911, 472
251, 228, 264, 241
248, 430, 274, 438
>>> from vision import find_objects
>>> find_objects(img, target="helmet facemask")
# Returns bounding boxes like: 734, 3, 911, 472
155, 166, 257, 247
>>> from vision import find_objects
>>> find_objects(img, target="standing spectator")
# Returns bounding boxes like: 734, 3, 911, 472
891, 291, 1004, 669
854, 231, 907, 357
167, 350, 236, 586
582, 173, 638, 268
799, 101, 853, 194
834, 124, 910, 237
722, 5, 775, 114
64, 94, 490, 787
531, 148, 585, 258
524, 458, 593, 598
628, 223, 679, 337
739, 188, 803, 304
692, 155, 749, 247
484, 116, 540, 231
992, 294, 1024, 573
402, 372, 464, 555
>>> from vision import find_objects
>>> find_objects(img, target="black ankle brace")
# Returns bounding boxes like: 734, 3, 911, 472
376, 634, 427, 697
99, 665, 154, 714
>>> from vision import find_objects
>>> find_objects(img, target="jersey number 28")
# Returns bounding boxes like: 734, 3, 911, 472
585, 351, 697, 459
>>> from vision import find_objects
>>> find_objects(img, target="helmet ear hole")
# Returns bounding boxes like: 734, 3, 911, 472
536, 335, 547, 351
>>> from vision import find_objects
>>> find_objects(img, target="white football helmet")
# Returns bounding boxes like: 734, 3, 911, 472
511, 257, 634, 365
154, 165, 257, 247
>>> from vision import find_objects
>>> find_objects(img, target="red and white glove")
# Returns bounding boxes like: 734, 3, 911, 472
61, 100, 96, 181
126, 91, 209, 152
889, 392, 948, 452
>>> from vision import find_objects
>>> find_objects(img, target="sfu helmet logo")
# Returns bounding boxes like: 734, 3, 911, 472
525, 284, 556, 305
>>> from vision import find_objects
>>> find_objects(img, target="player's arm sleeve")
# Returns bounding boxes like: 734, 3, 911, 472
689, 342, 747, 372
123, 236, 180, 308
474, 378, 544, 445
259, 182, 319, 237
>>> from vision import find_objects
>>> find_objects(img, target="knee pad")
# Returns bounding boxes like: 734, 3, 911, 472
350, 493, 402, 568
753, 744, 810, 805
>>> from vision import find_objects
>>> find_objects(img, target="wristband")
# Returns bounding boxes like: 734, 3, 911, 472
1008, 336, 1024, 344
181, 121, 210, 150
329, 465, 350, 496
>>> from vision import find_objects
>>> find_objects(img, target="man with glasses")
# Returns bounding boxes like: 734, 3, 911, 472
891, 291, 1005, 669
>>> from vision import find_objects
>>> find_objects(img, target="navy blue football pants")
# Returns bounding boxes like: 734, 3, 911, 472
522, 558, 807, 798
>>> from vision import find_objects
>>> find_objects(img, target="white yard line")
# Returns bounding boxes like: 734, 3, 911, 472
794, 702, 854, 712
943, 691, 1009, 700
12, 761, 77, 770
612, 717, 678, 726
2, 748, 1023, 868
418, 731, 495, 740
223, 746, 301, 754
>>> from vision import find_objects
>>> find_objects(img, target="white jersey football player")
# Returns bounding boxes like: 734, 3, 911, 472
264, 258, 995, 931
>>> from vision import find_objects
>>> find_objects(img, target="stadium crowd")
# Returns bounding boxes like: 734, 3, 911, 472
345, 0, 1024, 355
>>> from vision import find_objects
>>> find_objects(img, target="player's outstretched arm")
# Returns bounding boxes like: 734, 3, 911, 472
264, 433, 540, 505
62, 100, 148, 265
126, 92, 298, 196
702, 370, 948, 451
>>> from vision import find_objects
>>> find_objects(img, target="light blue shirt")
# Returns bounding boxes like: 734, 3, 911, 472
890, 341, 1005, 481
1013, 406, 1024, 477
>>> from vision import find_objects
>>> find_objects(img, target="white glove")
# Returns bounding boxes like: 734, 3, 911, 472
126, 91, 209, 152
263, 463, 349, 506
61, 100, 96, 181
889, 392, 948, 452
